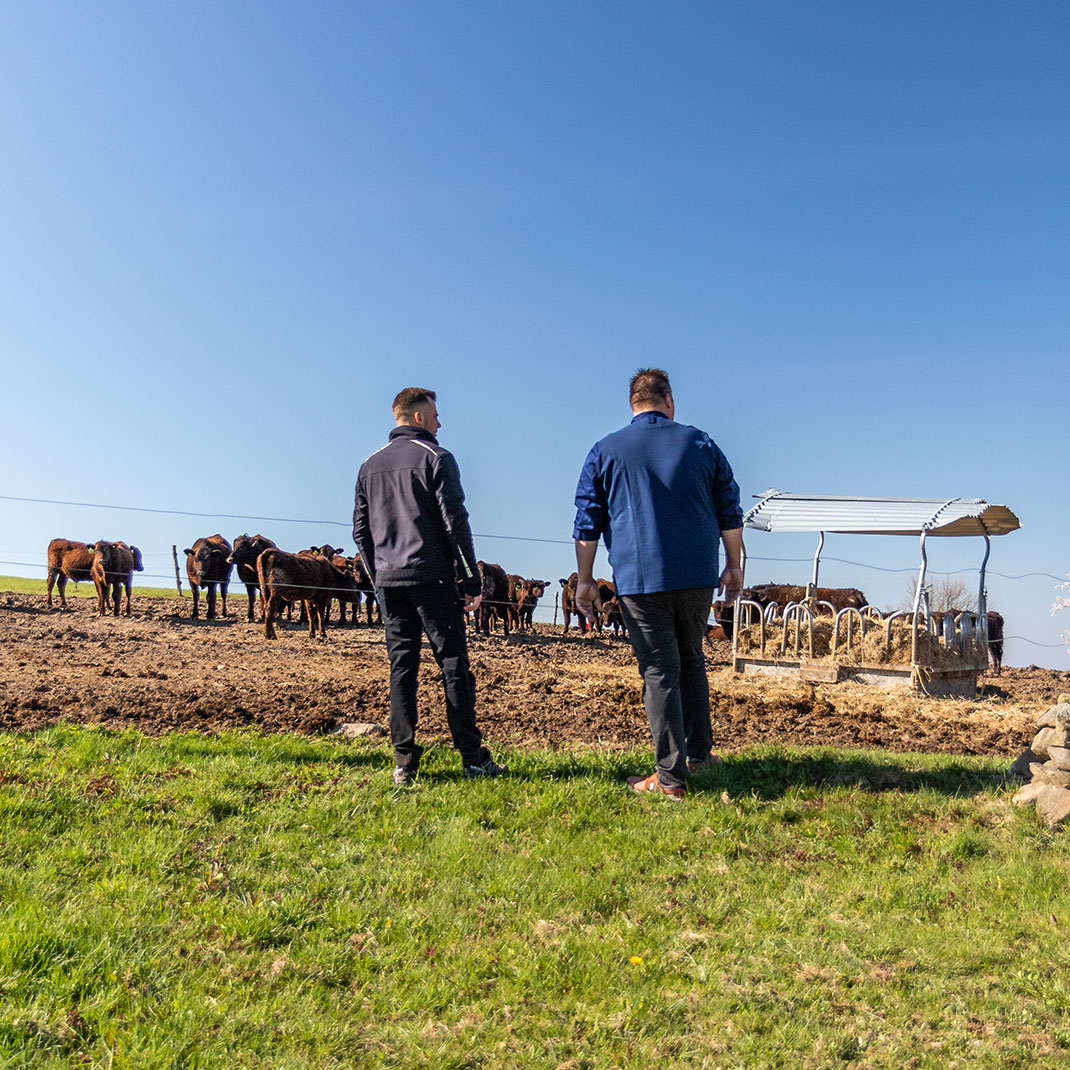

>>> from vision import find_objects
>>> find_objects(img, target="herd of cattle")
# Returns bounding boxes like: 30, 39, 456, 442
41, 538, 1004, 671
44, 535, 562, 641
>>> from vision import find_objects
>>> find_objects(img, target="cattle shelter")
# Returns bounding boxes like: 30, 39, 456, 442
732, 490, 1021, 698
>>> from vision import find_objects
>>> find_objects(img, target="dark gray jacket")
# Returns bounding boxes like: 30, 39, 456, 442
353, 426, 481, 594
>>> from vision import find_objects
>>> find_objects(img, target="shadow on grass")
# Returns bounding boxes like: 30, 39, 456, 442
519, 750, 1009, 800
689, 750, 1009, 801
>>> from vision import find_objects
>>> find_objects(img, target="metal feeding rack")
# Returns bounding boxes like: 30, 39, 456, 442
731, 490, 1021, 698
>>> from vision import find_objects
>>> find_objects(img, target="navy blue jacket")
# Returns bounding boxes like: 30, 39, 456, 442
572, 411, 742, 596
353, 426, 481, 594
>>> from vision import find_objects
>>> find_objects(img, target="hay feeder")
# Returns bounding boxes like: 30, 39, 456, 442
731, 490, 1020, 698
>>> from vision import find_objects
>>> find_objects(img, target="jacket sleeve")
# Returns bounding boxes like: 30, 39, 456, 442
572, 444, 606, 541
352, 474, 376, 586
433, 450, 481, 596
709, 443, 743, 531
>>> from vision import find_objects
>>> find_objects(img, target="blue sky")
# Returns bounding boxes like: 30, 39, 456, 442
2, 2, 1067, 667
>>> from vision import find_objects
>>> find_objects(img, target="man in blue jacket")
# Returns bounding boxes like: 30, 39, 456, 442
354, 387, 505, 785
573, 369, 743, 799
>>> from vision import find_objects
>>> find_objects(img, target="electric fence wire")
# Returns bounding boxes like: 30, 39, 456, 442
2, 494, 1068, 648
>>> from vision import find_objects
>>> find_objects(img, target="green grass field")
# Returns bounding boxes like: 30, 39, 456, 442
1, 575, 188, 600
1, 727, 1066, 1068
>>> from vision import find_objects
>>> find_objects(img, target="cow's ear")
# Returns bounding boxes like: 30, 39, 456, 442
183, 548, 193, 556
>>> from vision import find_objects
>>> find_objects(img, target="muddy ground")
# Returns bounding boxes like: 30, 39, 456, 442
2, 592, 1068, 756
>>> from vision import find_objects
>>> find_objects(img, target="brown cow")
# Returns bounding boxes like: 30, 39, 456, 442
89, 541, 125, 617
987, 610, 1005, 675
102, 542, 143, 617
352, 554, 380, 625
745, 584, 868, 612
227, 534, 278, 621
184, 535, 233, 620
520, 578, 549, 630
596, 578, 627, 637
311, 550, 367, 627
475, 561, 510, 636
257, 547, 349, 639
505, 574, 527, 631
46, 538, 95, 608
559, 572, 589, 634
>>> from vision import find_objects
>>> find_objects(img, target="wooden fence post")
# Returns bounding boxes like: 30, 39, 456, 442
172, 545, 183, 596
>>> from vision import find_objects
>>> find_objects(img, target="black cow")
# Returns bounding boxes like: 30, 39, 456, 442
184, 535, 233, 620
228, 534, 278, 622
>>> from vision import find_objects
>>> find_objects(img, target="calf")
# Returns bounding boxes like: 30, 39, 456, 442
520, 578, 549, 630
46, 538, 95, 608
228, 534, 278, 621
184, 535, 234, 620
109, 542, 143, 616
257, 547, 346, 639
90, 541, 125, 617
475, 561, 510, 636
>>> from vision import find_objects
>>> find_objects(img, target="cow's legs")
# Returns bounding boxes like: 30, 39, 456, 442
263, 594, 280, 639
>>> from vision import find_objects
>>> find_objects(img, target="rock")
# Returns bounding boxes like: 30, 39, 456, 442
1012, 781, 1047, 806
1058, 693, 1070, 705
1031, 723, 1070, 760
1047, 746, 1070, 771
1028, 762, 1070, 788
334, 722, 387, 740
1035, 785, 1070, 827
1036, 702, 1070, 729
1009, 749, 1040, 781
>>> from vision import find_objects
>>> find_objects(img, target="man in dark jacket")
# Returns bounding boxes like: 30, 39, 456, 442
572, 368, 743, 799
354, 387, 505, 785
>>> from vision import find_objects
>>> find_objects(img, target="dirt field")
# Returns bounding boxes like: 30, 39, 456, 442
2, 592, 1067, 756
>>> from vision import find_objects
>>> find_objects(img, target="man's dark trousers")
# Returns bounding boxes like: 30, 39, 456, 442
378, 580, 488, 773
618, 587, 715, 790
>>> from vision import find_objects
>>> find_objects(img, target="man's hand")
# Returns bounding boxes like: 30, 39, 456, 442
718, 567, 743, 603
575, 580, 602, 622
464, 593, 482, 612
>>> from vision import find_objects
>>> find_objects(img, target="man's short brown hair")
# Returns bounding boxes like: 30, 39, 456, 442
629, 368, 671, 409
392, 387, 437, 419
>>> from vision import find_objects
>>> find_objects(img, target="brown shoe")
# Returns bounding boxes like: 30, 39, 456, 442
626, 772, 685, 800
686, 753, 721, 777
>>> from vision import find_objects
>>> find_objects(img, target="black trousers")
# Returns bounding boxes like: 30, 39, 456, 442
618, 587, 715, 790
378, 581, 489, 771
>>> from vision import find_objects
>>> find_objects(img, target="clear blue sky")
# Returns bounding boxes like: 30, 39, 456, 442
2, 2, 1067, 667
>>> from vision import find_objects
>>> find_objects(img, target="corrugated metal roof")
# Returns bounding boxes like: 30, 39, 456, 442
744, 490, 1021, 537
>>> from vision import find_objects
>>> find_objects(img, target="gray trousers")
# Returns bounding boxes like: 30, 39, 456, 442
618, 587, 715, 790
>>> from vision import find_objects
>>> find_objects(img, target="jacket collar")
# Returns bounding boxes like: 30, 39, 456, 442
389, 425, 439, 445
630, 410, 673, 425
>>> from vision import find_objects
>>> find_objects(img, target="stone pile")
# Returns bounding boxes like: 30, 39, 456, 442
1010, 693, 1070, 827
